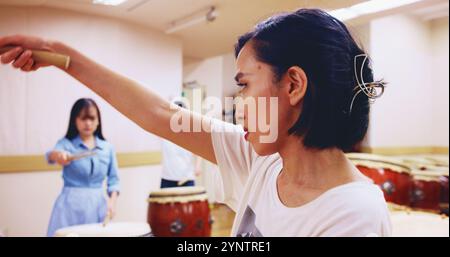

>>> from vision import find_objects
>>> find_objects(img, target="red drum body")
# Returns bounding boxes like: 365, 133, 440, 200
398, 156, 449, 214
147, 186, 212, 237
411, 171, 441, 212
440, 175, 449, 215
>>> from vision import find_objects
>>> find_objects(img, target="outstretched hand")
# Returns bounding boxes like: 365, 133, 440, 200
0, 34, 53, 71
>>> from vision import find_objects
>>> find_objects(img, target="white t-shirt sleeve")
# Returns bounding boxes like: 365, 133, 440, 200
312, 184, 392, 237
317, 209, 388, 237
210, 119, 256, 211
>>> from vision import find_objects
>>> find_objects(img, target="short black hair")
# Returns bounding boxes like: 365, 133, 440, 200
235, 8, 378, 151
65, 98, 105, 140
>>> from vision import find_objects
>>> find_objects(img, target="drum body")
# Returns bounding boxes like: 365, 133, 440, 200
440, 175, 449, 215
147, 186, 211, 237
347, 153, 412, 207
422, 166, 449, 215
411, 172, 441, 212
414, 166, 448, 214
397, 156, 449, 215
54, 222, 151, 237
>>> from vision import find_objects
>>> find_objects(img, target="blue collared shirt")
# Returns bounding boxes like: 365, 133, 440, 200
46, 136, 120, 195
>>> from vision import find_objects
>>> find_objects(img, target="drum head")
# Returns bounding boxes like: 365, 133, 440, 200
411, 170, 445, 182
390, 211, 449, 237
419, 165, 449, 177
397, 156, 436, 168
54, 222, 151, 237
148, 186, 208, 203
424, 156, 449, 167
150, 186, 206, 196
346, 153, 411, 173
396, 156, 449, 172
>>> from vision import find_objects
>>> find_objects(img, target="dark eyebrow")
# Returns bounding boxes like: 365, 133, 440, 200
234, 72, 250, 82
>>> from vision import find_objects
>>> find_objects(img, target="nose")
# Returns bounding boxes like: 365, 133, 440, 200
84, 120, 94, 127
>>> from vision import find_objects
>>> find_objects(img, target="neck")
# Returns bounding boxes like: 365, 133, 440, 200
79, 134, 94, 142
277, 134, 359, 189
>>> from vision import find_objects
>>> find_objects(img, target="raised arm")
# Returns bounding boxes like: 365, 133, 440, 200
0, 35, 217, 163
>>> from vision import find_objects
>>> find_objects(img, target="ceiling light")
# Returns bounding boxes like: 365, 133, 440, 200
165, 6, 218, 34
328, 8, 360, 21
93, 0, 128, 6
351, 0, 423, 15
329, 0, 424, 21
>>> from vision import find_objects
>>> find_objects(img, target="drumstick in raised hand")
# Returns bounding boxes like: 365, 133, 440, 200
0, 46, 71, 70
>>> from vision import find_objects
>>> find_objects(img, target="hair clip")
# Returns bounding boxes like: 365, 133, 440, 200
349, 54, 385, 115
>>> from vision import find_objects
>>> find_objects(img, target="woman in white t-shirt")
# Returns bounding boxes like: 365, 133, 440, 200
1, 9, 391, 236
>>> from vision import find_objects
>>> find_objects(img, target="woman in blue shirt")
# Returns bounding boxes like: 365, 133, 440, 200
46, 98, 120, 237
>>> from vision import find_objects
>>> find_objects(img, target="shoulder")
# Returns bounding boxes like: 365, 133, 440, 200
327, 182, 388, 215
56, 137, 72, 146
316, 182, 392, 236
246, 154, 282, 188
97, 138, 114, 152
253, 152, 281, 167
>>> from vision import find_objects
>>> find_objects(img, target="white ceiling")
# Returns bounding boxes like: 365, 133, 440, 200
0, 0, 447, 59
411, 0, 449, 20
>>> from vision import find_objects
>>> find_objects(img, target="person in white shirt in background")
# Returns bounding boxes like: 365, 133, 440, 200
160, 100, 202, 188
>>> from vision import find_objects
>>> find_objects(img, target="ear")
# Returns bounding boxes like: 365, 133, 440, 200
285, 66, 307, 106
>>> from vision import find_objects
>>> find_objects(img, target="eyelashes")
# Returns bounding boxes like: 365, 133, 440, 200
236, 83, 247, 87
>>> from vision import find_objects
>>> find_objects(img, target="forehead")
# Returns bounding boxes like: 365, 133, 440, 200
78, 106, 97, 116
235, 43, 275, 83
235, 43, 261, 74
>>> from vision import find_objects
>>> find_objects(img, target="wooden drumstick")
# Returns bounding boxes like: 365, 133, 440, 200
177, 179, 189, 186
102, 212, 111, 227
0, 46, 71, 70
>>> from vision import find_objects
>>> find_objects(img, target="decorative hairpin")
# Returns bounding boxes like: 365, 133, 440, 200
349, 54, 386, 115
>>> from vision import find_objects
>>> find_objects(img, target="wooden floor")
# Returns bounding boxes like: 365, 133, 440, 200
210, 203, 235, 237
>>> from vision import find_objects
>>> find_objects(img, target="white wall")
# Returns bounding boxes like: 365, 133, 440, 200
0, 6, 182, 236
350, 23, 372, 54
368, 14, 436, 147
182, 54, 238, 203
222, 53, 239, 98
430, 17, 449, 147
184, 56, 223, 102
0, 6, 182, 154
183, 53, 239, 101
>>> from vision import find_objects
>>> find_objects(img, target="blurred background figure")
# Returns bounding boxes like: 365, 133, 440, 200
45, 98, 120, 236
160, 99, 201, 188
